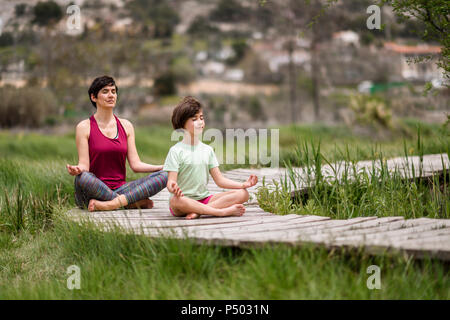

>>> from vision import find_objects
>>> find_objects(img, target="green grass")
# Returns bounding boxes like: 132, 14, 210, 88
0, 218, 448, 299
257, 121, 450, 219
0, 120, 449, 299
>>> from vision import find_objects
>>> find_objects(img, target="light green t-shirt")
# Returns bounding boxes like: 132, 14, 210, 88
163, 141, 219, 200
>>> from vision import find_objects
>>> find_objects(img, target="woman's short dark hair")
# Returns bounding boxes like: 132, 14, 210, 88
171, 96, 203, 129
88, 76, 118, 108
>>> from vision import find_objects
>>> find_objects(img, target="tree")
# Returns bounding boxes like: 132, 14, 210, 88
262, 0, 337, 123
187, 16, 219, 37
15, 3, 27, 17
0, 32, 14, 47
126, 0, 180, 38
32, 1, 62, 27
210, 0, 250, 22
382, 0, 449, 79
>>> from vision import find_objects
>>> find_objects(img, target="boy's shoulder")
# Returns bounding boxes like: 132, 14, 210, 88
168, 142, 183, 151
199, 141, 214, 152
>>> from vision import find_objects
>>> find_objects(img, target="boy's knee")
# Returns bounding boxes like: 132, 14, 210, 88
170, 197, 189, 215
237, 189, 249, 203
170, 196, 183, 208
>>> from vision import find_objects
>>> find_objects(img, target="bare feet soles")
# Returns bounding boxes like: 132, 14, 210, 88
185, 204, 245, 219
88, 198, 154, 212
126, 199, 154, 209
222, 204, 245, 217
88, 199, 113, 212
186, 213, 200, 220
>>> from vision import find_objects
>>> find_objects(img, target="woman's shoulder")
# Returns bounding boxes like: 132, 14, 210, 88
117, 117, 133, 135
74, 119, 90, 139
76, 119, 90, 131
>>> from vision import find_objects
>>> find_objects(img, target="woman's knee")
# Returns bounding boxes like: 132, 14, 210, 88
75, 171, 95, 187
159, 170, 168, 184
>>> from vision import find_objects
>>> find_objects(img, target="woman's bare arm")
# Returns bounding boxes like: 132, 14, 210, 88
121, 119, 164, 173
66, 120, 90, 176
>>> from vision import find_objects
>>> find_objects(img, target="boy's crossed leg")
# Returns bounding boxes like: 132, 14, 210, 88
171, 189, 249, 219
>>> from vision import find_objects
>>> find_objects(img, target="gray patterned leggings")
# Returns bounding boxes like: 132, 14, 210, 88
74, 170, 168, 209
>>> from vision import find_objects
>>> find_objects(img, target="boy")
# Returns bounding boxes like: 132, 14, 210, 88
164, 96, 258, 219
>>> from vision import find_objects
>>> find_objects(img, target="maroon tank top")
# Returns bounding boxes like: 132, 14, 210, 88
88, 115, 127, 190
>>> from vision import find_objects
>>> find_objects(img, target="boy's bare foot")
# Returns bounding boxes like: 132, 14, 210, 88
126, 199, 154, 209
186, 213, 200, 220
222, 204, 245, 217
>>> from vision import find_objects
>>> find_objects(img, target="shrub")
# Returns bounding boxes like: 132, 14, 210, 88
349, 94, 393, 129
153, 72, 176, 97
0, 33, 14, 47
210, 0, 250, 22
32, 1, 63, 26
0, 86, 59, 128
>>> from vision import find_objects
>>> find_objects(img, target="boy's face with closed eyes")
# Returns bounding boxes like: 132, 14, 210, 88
184, 109, 205, 137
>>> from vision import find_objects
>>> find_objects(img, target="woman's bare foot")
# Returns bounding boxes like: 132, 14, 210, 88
88, 199, 97, 212
126, 199, 154, 209
221, 204, 245, 217
186, 213, 200, 220
88, 198, 120, 212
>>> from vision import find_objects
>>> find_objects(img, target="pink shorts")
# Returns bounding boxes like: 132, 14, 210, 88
170, 195, 213, 217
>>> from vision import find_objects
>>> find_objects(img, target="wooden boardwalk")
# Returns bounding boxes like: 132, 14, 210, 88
67, 153, 450, 260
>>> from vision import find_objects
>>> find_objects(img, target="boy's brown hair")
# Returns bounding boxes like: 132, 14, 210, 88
171, 96, 203, 129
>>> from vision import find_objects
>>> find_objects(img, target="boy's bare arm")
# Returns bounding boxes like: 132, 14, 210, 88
210, 167, 258, 189
167, 171, 183, 197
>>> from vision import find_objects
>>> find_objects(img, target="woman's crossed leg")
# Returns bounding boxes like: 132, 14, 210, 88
75, 171, 168, 211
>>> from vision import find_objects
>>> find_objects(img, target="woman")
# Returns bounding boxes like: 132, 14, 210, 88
66, 75, 168, 211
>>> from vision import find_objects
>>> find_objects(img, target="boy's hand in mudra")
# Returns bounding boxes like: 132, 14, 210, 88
167, 180, 184, 197
242, 174, 258, 189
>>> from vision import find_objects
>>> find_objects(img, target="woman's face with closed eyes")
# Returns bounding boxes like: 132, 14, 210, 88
91, 85, 117, 109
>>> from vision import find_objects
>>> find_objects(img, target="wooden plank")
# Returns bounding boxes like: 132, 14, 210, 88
190, 217, 369, 237
191, 217, 377, 239
394, 228, 450, 244
184, 218, 437, 245
125, 216, 326, 237
77, 213, 304, 229
242, 217, 404, 237
183, 216, 332, 238
329, 218, 440, 240
293, 217, 405, 239
109, 215, 328, 237
332, 221, 449, 245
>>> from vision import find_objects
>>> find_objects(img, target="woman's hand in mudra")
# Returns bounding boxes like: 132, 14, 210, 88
66, 164, 83, 176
